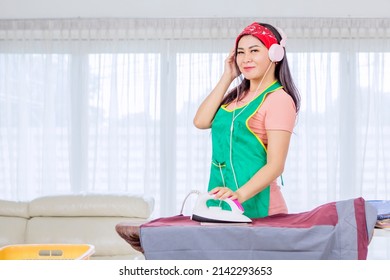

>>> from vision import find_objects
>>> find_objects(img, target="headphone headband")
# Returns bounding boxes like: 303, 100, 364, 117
236, 22, 287, 62
275, 27, 287, 47
235, 22, 278, 50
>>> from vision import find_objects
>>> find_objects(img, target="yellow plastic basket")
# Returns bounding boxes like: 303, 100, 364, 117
0, 244, 95, 260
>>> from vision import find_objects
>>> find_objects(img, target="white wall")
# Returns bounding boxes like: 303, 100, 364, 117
0, 0, 389, 19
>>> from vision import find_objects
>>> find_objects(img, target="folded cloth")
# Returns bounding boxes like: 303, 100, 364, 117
375, 219, 390, 229
366, 200, 390, 220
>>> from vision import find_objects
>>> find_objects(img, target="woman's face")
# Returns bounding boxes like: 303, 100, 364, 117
236, 35, 272, 82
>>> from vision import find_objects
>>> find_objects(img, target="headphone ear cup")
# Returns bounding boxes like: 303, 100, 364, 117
268, 44, 285, 62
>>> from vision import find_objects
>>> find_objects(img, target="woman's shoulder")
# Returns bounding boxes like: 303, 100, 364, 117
263, 88, 296, 111
260, 89, 297, 132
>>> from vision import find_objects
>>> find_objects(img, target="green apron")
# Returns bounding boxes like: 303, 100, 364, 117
208, 80, 283, 218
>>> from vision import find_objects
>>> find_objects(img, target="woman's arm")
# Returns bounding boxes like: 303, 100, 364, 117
193, 48, 238, 129
210, 130, 292, 202
236, 130, 292, 202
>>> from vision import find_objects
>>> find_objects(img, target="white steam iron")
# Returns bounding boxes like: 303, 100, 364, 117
191, 192, 252, 223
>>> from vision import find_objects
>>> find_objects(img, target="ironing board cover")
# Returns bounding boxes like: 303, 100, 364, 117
138, 197, 377, 260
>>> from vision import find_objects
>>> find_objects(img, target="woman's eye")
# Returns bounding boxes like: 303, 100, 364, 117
251, 49, 259, 53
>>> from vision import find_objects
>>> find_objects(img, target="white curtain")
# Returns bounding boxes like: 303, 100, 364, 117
0, 18, 389, 218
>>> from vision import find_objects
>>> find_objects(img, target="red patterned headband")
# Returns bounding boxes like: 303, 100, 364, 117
235, 22, 278, 50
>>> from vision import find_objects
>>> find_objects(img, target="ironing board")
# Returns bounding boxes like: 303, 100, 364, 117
116, 197, 377, 260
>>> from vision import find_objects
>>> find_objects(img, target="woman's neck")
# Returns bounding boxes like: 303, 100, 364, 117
249, 75, 277, 95
249, 61, 277, 93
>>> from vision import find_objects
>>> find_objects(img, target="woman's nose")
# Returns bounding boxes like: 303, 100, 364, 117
243, 53, 252, 63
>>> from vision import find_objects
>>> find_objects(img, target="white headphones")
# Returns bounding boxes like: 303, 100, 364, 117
268, 27, 287, 62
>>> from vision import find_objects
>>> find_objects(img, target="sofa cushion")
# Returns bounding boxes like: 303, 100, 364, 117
0, 200, 29, 247
25, 216, 146, 258
29, 194, 154, 219
0, 217, 27, 246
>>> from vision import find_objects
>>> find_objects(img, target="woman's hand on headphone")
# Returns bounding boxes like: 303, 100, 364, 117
222, 48, 240, 82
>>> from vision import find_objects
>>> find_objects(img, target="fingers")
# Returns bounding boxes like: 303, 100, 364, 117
209, 187, 238, 200
225, 47, 236, 61
223, 47, 239, 80
229, 47, 236, 56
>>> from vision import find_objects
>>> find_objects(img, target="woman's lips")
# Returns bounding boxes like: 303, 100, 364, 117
243, 66, 255, 71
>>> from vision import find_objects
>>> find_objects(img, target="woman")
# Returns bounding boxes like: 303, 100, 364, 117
193, 22, 300, 218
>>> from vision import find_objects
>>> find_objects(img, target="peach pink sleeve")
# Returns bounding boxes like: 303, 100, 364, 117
247, 90, 296, 146
263, 91, 296, 133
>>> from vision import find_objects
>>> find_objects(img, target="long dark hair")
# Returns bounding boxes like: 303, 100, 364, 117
221, 23, 300, 113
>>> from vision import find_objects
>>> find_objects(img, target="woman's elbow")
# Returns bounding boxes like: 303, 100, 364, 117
193, 117, 211, 129
268, 162, 285, 177
277, 165, 285, 176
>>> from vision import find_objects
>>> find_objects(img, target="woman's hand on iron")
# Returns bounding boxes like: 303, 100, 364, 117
209, 187, 238, 201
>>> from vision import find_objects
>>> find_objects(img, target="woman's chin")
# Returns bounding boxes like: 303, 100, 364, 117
242, 74, 260, 81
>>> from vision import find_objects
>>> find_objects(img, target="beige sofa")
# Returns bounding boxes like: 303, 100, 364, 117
0, 194, 154, 260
